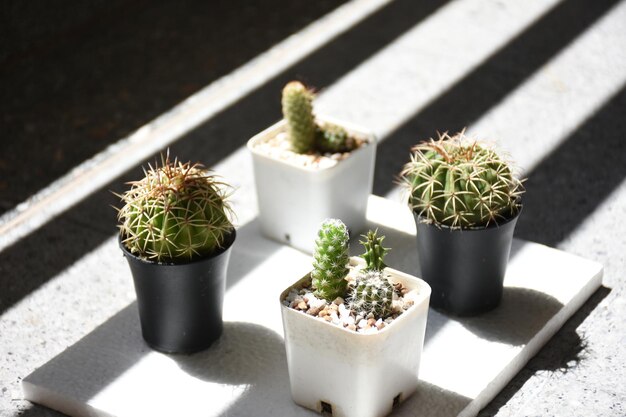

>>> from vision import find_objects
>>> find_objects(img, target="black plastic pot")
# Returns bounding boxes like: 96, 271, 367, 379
414, 211, 520, 316
119, 230, 236, 354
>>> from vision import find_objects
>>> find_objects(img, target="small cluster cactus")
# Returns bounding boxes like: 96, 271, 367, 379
311, 219, 350, 301
316, 122, 353, 154
349, 270, 394, 319
310, 220, 395, 319
116, 153, 233, 262
281, 81, 353, 154
348, 229, 394, 318
400, 131, 524, 229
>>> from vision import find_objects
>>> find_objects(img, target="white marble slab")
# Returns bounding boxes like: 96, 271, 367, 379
22, 196, 603, 417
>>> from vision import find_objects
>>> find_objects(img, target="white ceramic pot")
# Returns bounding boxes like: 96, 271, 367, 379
247, 117, 376, 253
279, 258, 431, 417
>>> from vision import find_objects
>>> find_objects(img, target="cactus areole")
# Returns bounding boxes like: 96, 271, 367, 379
401, 131, 524, 229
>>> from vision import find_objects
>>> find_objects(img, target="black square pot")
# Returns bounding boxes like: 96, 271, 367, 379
119, 229, 236, 353
413, 211, 520, 316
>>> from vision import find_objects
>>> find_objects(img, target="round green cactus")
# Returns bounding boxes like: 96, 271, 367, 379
281, 81, 316, 154
116, 154, 233, 262
311, 219, 350, 301
400, 131, 524, 229
349, 270, 394, 319
315, 122, 352, 154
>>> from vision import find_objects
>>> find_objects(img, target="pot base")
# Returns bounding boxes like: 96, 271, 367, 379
120, 230, 235, 354
414, 211, 520, 316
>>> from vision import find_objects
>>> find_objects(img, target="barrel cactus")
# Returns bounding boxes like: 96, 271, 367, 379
311, 219, 350, 301
282, 81, 317, 154
400, 131, 524, 229
316, 122, 352, 154
116, 153, 233, 262
349, 229, 394, 318
349, 270, 394, 319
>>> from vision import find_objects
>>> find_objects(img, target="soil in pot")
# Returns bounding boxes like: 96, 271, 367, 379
282, 274, 417, 334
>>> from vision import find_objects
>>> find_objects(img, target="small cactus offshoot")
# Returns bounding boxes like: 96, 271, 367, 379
311, 219, 350, 302
349, 229, 394, 319
282, 81, 317, 154
281, 81, 357, 154
400, 131, 524, 229
316, 122, 352, 154
360, 229, 388, 271
349, 270, 394, 319
116, 153, 233, 262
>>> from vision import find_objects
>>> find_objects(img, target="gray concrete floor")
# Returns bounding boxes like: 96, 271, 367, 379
1, 0, 625, 415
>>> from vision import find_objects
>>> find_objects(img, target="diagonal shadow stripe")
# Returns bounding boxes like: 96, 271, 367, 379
0, 0, 448, 314
0, 0, 348, 214
515, 85, 626, 247
170, 0, 449, 166
372, 0, 622, 196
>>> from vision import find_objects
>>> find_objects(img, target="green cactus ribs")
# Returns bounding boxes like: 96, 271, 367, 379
400, 131, 524, 229
360, 229, 389, 271
116, 152, 233, 262
311, 219, 350, 302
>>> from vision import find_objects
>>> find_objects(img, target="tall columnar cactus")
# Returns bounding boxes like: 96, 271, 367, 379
281, 81, 316, 154
349, 229, 394, 318
349, 270, 394, 319
311, 219, 350, 301
360, 229, 388, 271
116, 153, 233, 262
400, 131, 524, 229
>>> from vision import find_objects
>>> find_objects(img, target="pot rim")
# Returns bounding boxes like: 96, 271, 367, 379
247, 116, 376, 173
118, 227, 236, 266
413, 202, 523, 232
279, 257, 431, 338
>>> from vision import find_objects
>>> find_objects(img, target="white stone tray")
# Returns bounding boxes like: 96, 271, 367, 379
22, 196, 603, 417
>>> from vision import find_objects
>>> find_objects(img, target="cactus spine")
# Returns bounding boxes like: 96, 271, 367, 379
116, 153, 233, 262
400, 131, 524, 229
311, 219, 350, 301
349, 229, 394, 319
282, 81, 316, 154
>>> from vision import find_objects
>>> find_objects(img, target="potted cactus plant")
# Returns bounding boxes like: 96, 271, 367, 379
279, 219, 431, 417
247, 81, 376, 253
400, 131, 524, 316
115, 153, 236, 353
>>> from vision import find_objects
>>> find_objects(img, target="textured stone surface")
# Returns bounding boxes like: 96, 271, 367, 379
21, 197, 601, 417
2, 0, 625, 415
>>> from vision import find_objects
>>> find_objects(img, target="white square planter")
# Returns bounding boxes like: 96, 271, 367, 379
247, 117, 376, 253
279, 258, 431, 417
